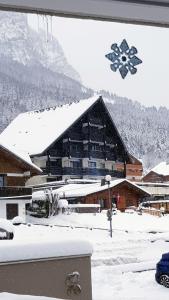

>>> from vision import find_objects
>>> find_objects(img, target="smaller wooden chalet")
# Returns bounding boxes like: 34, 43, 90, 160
0, 142, 42, 186
54, 179, 150, 211
142, 162, 169, 183
0, 96, 143, 184
136, 182, 169, 213
0, 142, 42, 220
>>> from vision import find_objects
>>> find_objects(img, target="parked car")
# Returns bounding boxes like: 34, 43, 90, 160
0, 218, 14, 240
155, 252, 169, 288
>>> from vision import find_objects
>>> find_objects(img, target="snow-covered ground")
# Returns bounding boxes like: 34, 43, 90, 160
1, 211, 169, 299
0, 293, 63, 300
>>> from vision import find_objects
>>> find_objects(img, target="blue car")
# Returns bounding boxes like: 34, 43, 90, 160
155, 252, 169, 288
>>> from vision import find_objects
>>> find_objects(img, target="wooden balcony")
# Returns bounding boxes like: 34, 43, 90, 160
0, 186, 32, 198
48, 149, 62, 157
69, 132, 83, 141
42, 166, 124, 178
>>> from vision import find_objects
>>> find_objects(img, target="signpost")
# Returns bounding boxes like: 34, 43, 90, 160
105, 174, 112, 238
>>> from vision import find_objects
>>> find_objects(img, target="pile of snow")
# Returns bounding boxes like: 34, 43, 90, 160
58, 199, 68, 209
32, 191, 46, 201
0, 239, 92, 263
0, 219, 14, 233
12, 217, 24, 225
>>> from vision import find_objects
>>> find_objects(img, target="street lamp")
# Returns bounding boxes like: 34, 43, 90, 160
105, 174, 112, 238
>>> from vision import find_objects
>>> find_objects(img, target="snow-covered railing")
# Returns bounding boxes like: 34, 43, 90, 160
69, 203, 101, 213
142, 208, 161, 217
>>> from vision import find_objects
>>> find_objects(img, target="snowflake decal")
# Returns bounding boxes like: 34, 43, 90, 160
105, 39, 142, 79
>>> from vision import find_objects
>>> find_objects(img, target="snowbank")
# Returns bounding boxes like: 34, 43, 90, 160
0, 219, 14, 233
0, 239, 92, 263
0, 293, 64, 300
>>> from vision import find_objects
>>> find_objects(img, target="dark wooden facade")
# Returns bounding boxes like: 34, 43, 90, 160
34, 98, 142, 181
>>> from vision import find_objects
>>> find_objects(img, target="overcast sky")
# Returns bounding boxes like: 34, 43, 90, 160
29, 15, 169, 108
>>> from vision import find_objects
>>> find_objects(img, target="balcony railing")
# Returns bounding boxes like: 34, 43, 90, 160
89, 151, 105, 159
0, 187, 32, 197
42, 167, 63, 175
42, 167, 124, 178
48, 149, 62, 157
69, 132, 83, 141
89, 117, 103, 126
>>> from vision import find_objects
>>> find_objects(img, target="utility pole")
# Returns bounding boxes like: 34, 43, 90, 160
105, 174, 112, 238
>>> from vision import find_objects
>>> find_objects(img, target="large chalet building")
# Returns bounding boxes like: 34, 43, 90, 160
0, 96, 143, 184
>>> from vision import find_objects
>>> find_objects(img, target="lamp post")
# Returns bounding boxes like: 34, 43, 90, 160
105, 174, 112, 238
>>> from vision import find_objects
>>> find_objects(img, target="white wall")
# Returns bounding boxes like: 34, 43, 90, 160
0, 199, 30, 221
26, 175, 48, 186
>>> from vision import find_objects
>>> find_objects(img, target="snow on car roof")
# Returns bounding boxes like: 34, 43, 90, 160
0, 96, 100, 156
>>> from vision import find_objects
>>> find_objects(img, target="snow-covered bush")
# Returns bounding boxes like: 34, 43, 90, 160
12, 216, 24, 225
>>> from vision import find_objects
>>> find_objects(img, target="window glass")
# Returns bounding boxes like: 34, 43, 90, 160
88, 161, 96, 168
0, 176, 4, 187
70, 160, 81, 168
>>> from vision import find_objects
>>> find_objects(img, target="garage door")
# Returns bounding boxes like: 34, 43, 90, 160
6, 203, 18, 219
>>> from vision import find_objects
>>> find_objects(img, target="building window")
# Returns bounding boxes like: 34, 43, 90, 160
98, 199, 105, 208
0, 175, 4, 187
91, 144, 101, 151
84, 144, 88, 151
70, 144, 80, 152
100, 163, 105, 169
70, 160, 82, 169
6, 203, 18, 220
88, 161, 96, 168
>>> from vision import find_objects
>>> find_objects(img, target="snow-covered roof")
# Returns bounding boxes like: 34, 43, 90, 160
0, 96, 100, 156
0, 140, 42, 174
150, 161, 169, 176
136, 184, 169, 195
52, 179, 150, 198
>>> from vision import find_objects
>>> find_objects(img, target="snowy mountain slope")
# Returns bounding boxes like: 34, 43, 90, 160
0, 11, 92, 132
0, 11, 80, 82
101, 91, 169, 172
